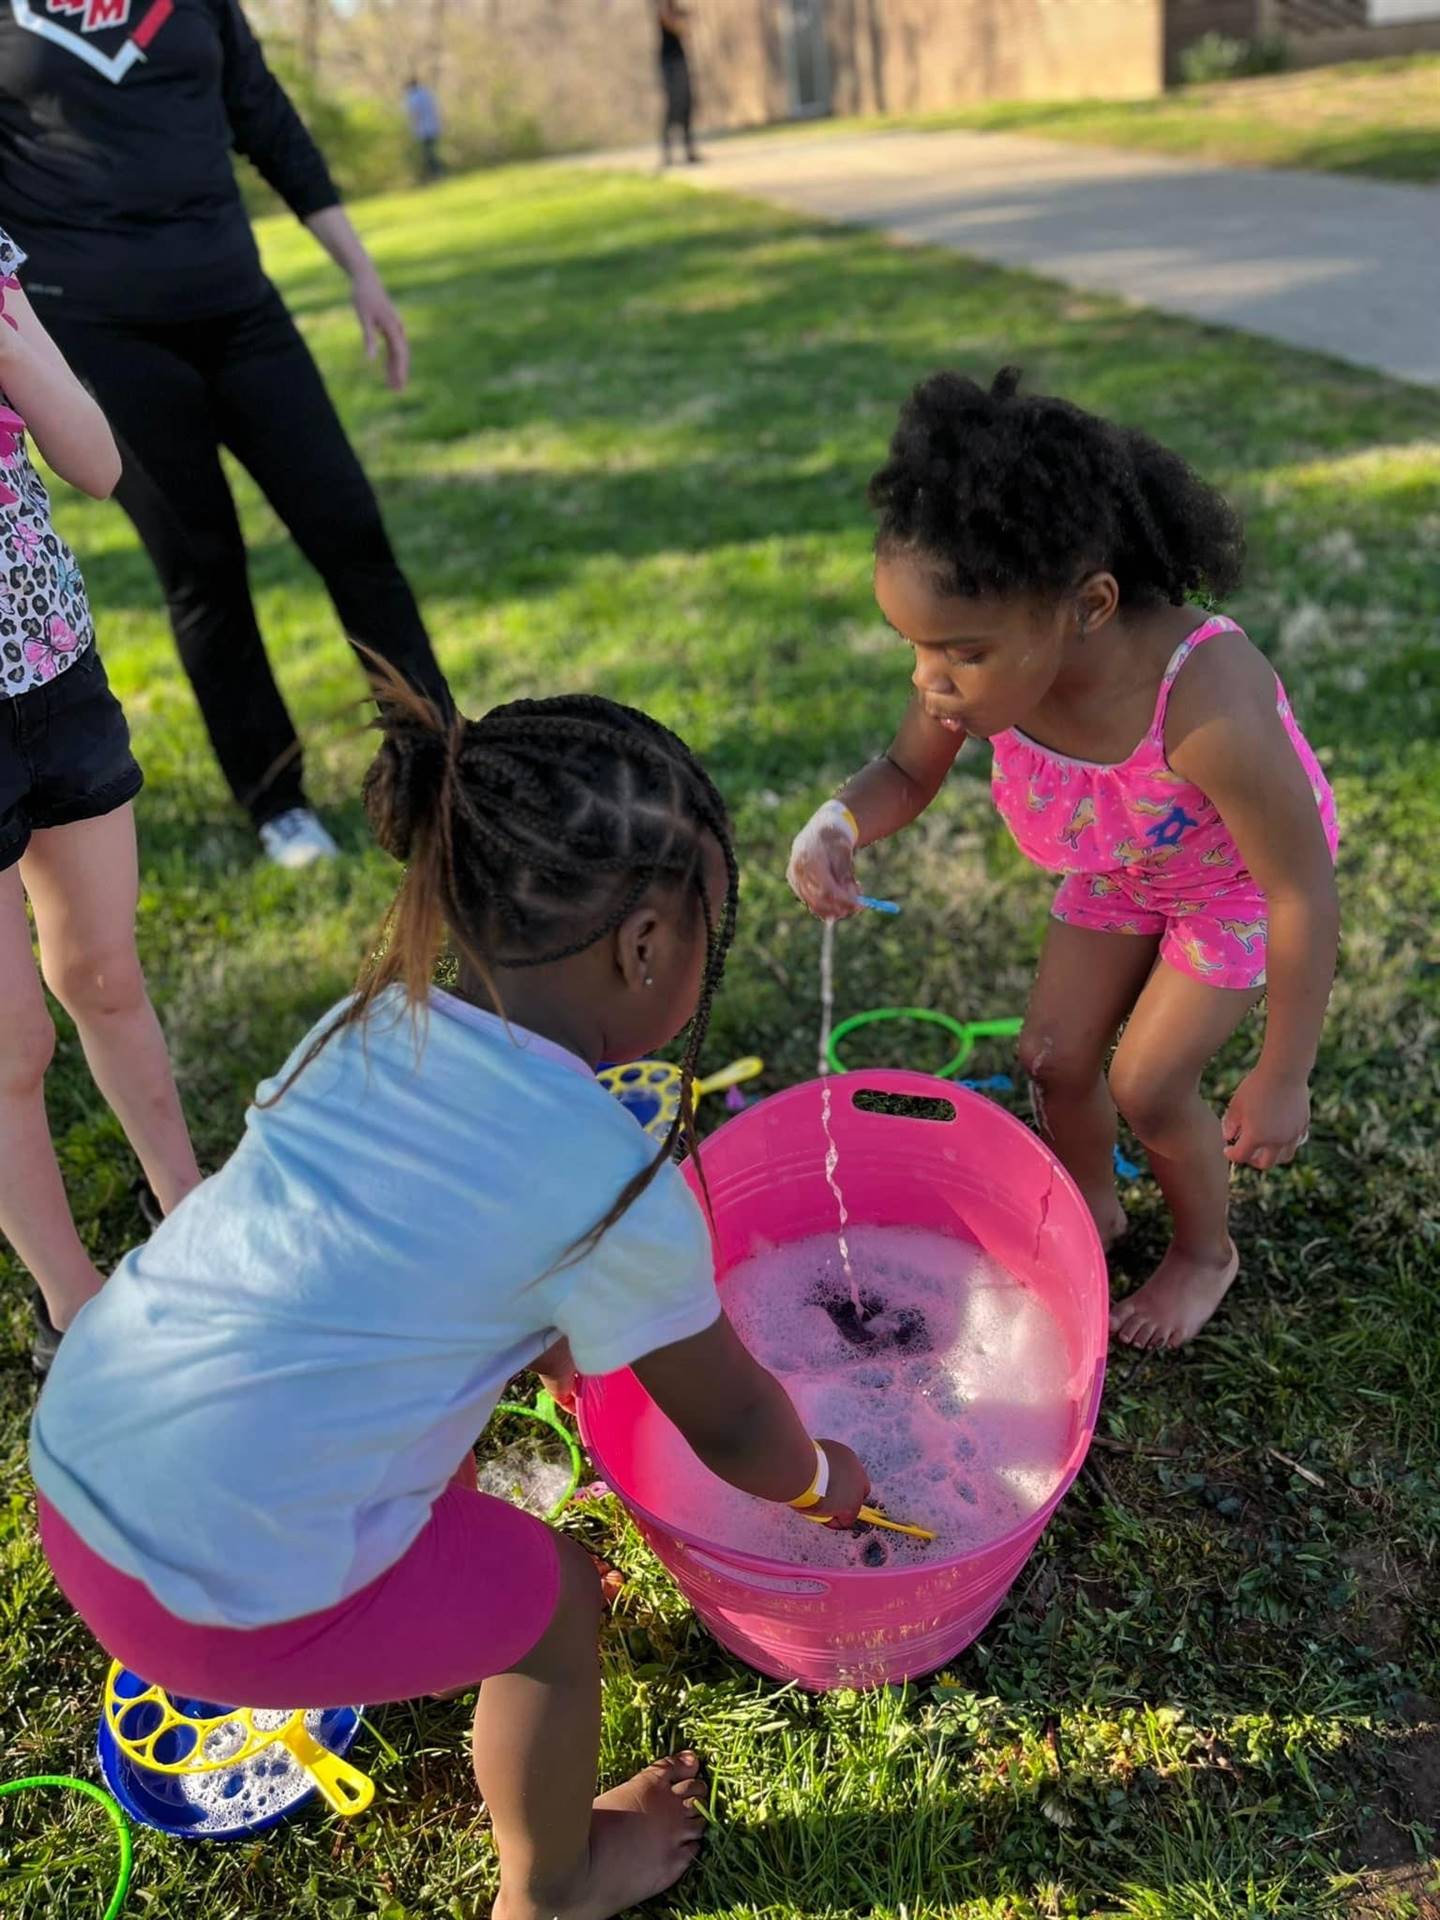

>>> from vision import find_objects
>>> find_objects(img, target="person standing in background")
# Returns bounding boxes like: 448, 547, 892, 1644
658, 1, 700, 167
0, 0, 452, 871
404, 76, 444, 182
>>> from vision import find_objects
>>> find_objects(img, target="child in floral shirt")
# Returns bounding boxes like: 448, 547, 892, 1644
0, 224, 198, 1372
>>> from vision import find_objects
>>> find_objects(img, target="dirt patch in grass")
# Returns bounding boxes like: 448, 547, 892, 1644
1343, 1548, 1429, 1662
1346, 1696, 1440, 1916
1348, 1864, 1440, 1919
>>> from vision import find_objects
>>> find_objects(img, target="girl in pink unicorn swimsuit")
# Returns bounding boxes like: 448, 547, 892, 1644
788, 369, 1339, 1350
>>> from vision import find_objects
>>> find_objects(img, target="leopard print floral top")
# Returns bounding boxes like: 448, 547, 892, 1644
0, 227, 96, 699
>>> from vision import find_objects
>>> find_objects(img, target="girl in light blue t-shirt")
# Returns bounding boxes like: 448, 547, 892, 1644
33, 678, 869, 1920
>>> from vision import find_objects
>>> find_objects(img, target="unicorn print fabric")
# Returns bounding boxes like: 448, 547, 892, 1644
991, 617, 1339, 990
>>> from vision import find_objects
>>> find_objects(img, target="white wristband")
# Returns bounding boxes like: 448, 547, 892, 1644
816, 798, 859, 846
788, 1440, 830, 1510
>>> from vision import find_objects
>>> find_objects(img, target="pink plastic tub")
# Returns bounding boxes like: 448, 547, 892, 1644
579, 1069, 1107, 1691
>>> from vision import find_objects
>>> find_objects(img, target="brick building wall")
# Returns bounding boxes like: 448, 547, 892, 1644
463, 0, 1164, 153
819, 0, 1163, 116
437, 0, 1435, 156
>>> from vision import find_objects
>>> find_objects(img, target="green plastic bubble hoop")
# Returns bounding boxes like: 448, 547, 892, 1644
0, 1775, 134, 1920
825, 1010, 1024, 1080
493, 1391, 585, 1519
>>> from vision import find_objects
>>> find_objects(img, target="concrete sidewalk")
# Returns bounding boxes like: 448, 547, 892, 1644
598, 129, 1440, 387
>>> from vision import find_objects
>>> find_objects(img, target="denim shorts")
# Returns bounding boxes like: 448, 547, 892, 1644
0, 646, 143, 871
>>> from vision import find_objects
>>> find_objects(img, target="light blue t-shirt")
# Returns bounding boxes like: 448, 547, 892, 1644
31, 990, 719, 1627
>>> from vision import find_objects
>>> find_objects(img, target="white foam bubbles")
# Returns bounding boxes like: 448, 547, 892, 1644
475, 1442, 575, 1517
161, 1709, 330, 1832
630, 1225, 1078, 1569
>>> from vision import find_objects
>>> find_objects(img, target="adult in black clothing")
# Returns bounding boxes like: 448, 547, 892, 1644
0, 0, 450, 867
658, 1, 699, 167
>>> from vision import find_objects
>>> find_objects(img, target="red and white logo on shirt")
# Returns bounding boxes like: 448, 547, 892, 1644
45, 0, 132, 33
10, 0, 172, 79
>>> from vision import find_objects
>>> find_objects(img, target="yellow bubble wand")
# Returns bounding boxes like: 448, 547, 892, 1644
804, 1505, 936, 1542
102, 1665, 374, 1817
597, 1056, 763, 1139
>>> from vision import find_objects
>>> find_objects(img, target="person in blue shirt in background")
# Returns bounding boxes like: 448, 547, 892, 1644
404, 75, 444, 182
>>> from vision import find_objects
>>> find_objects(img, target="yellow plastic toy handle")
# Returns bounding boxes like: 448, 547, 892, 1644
694, 1056, 764, 1098
858, 1505, 936, 1542
103, 1661, 376, 1815
803, 1504, 936, 1542
280, 1722, 375, 1816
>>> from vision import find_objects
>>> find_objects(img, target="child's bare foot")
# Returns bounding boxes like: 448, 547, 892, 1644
1110, 1239, 1239, 1350
1082, 1186, 1128, 1253
494, 1753, 706, 1920
590, 1555, 625, 1608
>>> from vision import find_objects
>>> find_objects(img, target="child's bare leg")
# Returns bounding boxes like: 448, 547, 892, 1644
0, 867, 106, 1327
23, 811, 200, 1215
1019, 920, 1159, 1250
477, 1533, 704, 1920
1108, 964, 1262, 1349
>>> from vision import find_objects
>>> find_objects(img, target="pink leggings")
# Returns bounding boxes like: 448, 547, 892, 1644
37, 1474, 560, 1710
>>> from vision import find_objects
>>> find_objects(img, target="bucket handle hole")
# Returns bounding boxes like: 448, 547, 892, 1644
688, 1549, 829, 1596
851, 1089, 957, 1125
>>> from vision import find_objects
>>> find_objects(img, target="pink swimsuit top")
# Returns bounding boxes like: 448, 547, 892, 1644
990, 615, 1338, 890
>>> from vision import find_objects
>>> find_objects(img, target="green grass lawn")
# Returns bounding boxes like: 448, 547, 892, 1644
809, 55, 1440, 184
2, 163, 1438, 1919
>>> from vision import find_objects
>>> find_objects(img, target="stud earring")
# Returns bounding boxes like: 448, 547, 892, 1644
644, 976, 655, 987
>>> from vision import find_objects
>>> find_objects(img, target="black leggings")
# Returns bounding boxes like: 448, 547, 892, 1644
661, 52, 694, 159
44, 286, 449, 827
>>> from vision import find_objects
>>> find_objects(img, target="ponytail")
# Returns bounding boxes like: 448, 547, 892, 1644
262, 662, 739, 1265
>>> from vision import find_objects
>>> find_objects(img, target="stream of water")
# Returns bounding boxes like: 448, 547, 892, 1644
817, 918, 859, 1315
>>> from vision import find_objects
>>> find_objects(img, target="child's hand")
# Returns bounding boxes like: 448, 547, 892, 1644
534, 1335, 577, 1408
1222, 1070, 1310, 1171
787, 800, 862, 921
810, 1439, 869, 1526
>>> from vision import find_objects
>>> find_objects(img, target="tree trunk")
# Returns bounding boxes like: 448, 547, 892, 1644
430, 0, 447, 88
301, 0, 320, 80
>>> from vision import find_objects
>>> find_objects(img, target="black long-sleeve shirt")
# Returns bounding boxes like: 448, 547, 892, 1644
0, 0, 339, 320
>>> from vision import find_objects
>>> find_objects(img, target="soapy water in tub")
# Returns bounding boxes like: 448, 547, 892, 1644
630, 1225, 1081, 1569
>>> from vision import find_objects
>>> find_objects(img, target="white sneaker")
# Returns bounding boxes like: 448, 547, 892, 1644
259, 807, 339, 870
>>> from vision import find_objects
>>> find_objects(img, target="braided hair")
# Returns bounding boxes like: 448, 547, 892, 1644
869, 367, 1244, 607
278, 667, 739, 1261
